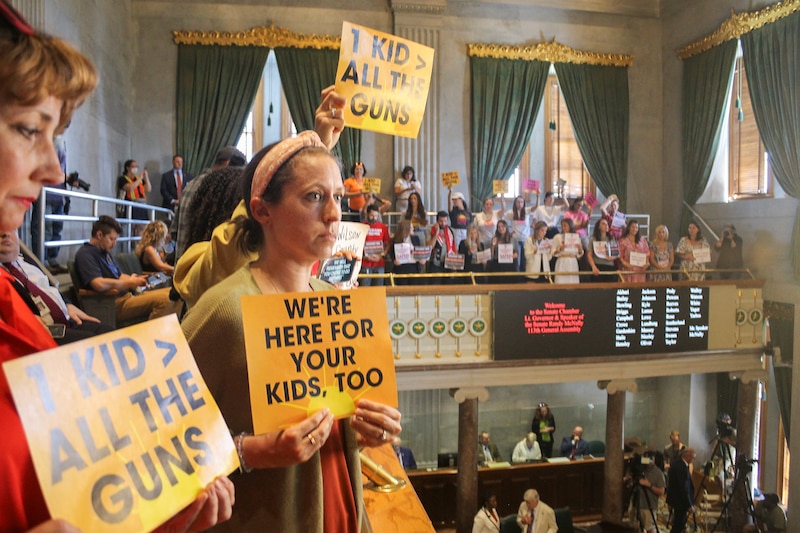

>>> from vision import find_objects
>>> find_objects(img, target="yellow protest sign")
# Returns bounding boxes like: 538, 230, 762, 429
241, 286, 398, 434
493, 180, 509, 195
441, 171, 460, 187
2, 315, 238, 533
362, 177, 381, 194
335, 21, 435, 138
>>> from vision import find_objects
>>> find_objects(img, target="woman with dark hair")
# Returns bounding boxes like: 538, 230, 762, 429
505, 194, 535, 270
0, 2, 233, 530
586, 218, 618, 282
448, 187, 472, 248
394, 165, 421, 213
618, 219, 650, 283
488, 219, 518, 282
117, 157, 151, 230
181, 165, 243, 250
531, 403, 556, 458
676, 220, 710, 281
472, 493, 501, 533
714, 223, 743, 279
182, 131, 402, 532
524, 220, 552, 283
389, 219, 424, 285
563, 195, 592, 239
552, 218, 583, 284
403, 191, 428, 241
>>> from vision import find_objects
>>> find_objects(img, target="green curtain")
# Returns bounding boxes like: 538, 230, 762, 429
766, 301, 794, 446
176, 44, 270, 176
554, 63, 629, 206
679, 40, 737, 232
274, 47, 361, 174
741, 12, 800, 280
469, 56, 549, 207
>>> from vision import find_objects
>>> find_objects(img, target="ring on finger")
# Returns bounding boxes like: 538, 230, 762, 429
331, 107, 337, 118
307, 433, 316, 445
380, 429, 387, 441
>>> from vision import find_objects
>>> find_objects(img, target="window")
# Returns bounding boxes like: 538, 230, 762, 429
728, 54, 772, 199
544, 74, 595, 199
239, 51, 292, 159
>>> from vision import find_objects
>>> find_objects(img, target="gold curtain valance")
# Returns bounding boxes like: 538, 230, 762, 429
172, 23, 340, 49
467, 40, 632, 67
678, 0, 800, 59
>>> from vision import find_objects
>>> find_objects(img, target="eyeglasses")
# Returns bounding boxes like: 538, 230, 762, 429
538, 403, 547, 408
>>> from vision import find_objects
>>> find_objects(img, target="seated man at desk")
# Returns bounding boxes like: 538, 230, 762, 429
512, 432, 542, 463
478, 431, 502, 465
74, 215, 179, 323
392, 436, 417, 470
560, 426, 590, 458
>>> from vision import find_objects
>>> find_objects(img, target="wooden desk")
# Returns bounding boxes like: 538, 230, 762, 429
408, 458, 605, 528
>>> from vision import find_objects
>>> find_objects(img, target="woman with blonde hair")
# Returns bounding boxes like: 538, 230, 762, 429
135, 220, 174, 274
648, 224, 674, 282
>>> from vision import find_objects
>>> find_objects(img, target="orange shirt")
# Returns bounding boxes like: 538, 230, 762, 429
344, 177, 365, 211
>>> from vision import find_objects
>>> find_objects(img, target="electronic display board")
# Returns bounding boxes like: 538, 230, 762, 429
493, 287, 710, 360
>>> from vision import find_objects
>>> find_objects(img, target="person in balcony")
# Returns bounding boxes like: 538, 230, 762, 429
563, 195, 592, 240
648, 224, 674, 282
552, 218, 583, 284
715, 223, 743, 279
488, 219, 519, 283
524, 221, 552, 283
586, 217, 618, 283
618, 218, 649, 283
676, 220, 710, 281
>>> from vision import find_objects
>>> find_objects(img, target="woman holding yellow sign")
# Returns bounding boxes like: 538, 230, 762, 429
182, 130, 403, 532
0, 2, 233, 531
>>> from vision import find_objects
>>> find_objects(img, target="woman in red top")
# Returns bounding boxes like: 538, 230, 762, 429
0, 3, 232, 531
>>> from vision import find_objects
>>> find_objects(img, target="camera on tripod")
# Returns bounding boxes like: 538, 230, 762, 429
716, 413, 737, 445
735, 454, 758, 475
67, 171, 90, 192
627, 449, 661, 481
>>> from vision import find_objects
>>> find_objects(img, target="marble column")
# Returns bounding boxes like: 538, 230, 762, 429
451, 386, 488, 533
599, 379, 637, 524
729, 372, 762, 533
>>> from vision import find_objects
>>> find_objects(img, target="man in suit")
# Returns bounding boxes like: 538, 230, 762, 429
516, 488, 558, 533
391, 437, 417, 470
160, 154, 193, 210
560, 426, 591, 458
666, 447, 696, 533
477, 431, 502, 465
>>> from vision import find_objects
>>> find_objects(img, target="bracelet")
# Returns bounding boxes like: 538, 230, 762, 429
236, 432, 254, 474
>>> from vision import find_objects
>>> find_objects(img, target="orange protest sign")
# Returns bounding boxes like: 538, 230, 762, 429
2, 315, 238, 533
362, 177, 381, 194
441, 171, 460, 187
493, 180, 509, 195
241, 286, 397, 434
335, 21, 435, 138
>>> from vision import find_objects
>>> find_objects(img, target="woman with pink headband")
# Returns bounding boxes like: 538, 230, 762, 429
182, 130, 403, 532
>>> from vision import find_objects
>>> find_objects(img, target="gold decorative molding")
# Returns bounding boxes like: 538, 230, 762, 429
172, 22, 340, 49
678, 0, 800, 59
467, 40, 632, 67
764, 300, 794, 322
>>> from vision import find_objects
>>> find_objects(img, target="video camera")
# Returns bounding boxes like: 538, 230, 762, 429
67, 171, 90, 192
628, 450, 661, 479
716, 413, 737, 444
735, 454, 758, 474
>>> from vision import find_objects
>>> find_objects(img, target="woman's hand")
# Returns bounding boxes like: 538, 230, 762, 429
315, 86, 346, 150
153, 477, 235, 533
351, 398, 402, 448
26, 520, 81, 533
246, 409, 335, 468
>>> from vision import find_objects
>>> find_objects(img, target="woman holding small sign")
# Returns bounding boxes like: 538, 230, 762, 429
617, 219, 650, 283
676, 220, 710, 281
585, 218, 618, 282
182, 131, 402, 532
551, 218, 584, 284
0, 3, 234, 531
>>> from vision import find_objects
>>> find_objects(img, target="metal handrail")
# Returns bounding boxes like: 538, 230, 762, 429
32, 186, 173, 261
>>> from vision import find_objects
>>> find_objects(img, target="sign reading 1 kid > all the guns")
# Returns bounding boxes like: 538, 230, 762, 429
3, 315, 238, 533
241, 286, 397, 434
335, 21, 435, 138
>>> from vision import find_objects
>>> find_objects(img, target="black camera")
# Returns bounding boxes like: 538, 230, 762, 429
735, 454, 757, 474
67, 171, 90, 192
628, 450, 658, 479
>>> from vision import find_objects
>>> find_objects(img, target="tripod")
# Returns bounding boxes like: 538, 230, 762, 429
710, 458, 760, 533
628, 478, 659, 533
693, 434, 735, 529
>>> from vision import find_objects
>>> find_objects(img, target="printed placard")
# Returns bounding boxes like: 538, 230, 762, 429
584, 191, 598, 208
492, 180, 509, 195
329, 221, 369, 290
364, 239, 385, 255
445, 253, 465, 270
412, 245, 432, 261
362, 177, 381, 194
498, 243, 514, 264
536, 239, 552, 255
611, 211, 626, 230
335, 21, 435, 138
476, 248, 492, 264
3, 316, 238, 533
593, 240, 608, 259
523, 179, 540, 193
318, 257, 358, 285
441, 171, 460, 187
693, 246, 711, 264
241, 287, 398, 433
393, 242, 413, 264
629, 251, 648, 267
564, 233, 582, 248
